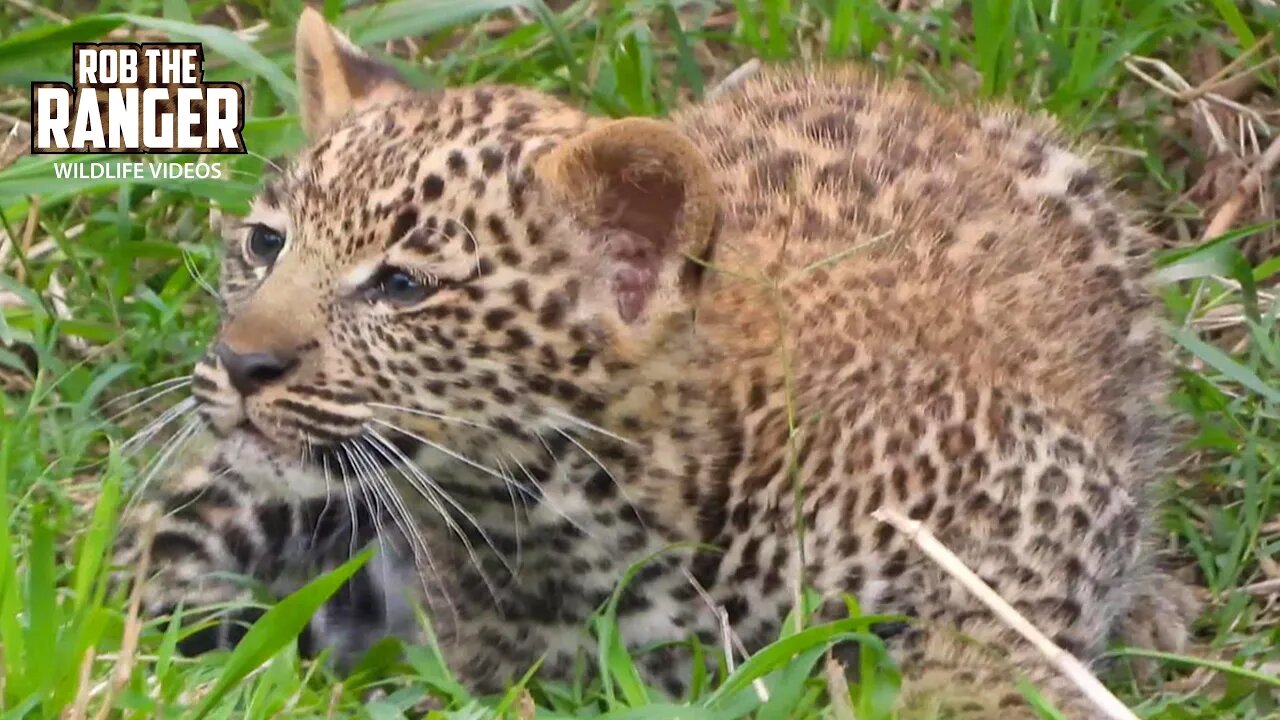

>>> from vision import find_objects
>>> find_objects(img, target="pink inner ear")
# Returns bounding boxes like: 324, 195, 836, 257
601, 229, 660, 323
594, 168, 684, 324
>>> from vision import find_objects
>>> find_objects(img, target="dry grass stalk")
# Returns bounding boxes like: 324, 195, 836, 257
1202, 133, 1280, 241
707, 58, 762, 101
1243, 577, 1280, 597
66, 647, 99, 720
16, 197, 39, 282
1181, 32, 1275, 102
0, 115, 29, 172
517, 689, 537, 720
91, 520, 156, 720
823, 652, 858, 720
871, 506, 1139, 720
224, 3, 245, 29
680, 565, 771, 702
325, 683, 343, 720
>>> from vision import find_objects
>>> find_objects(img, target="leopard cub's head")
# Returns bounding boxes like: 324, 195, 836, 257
193, 8, 721, 482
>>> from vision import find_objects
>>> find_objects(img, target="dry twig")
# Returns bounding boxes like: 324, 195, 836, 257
823, 652, 858, 720
681, 566, 770, 702
1243, 577, 1280, 597
66, 648, 99, 720
16, 197, 39, 282
2, 0, 68, 23
871, 506, 1139, 720
707, 58, 762, 101
91, 520, 155, 720
1181, 32, 1275, 102
1202, 133, 1280, 241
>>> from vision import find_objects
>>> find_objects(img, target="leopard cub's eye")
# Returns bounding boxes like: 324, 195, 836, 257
369, 267, 431, 305
246, 225, 285, 265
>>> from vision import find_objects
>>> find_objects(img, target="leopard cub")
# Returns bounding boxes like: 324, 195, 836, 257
116, 8, 1199, 717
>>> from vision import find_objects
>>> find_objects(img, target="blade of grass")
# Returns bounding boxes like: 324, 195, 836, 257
1170, 327, 1280, 404
26, 504, 58, 714
1108, 648, 1280, 689
703, 617, 900, 708
341, 0, 531, 45
190, 548, 373, 719
113, 14, 298, 110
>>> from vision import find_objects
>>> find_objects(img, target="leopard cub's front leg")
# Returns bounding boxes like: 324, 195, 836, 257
113, 458, 414, 664
113, 460, 268, 653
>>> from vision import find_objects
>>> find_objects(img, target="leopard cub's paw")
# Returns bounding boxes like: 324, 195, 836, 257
1117, 571, 1203, 681
131, 568, 265, 657
110, 505, 262, 656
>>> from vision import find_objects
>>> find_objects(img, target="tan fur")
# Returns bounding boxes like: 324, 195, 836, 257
684, 66, 1168, 484
117, 17, 1198, 720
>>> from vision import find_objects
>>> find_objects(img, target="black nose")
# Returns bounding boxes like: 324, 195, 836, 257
214, 342, 299, 396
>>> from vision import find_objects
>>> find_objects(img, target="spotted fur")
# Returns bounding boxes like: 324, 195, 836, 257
114, 9, 1199, 717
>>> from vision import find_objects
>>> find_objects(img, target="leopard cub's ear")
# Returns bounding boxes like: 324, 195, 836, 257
294, 7, 411, 137
535, 118, 720, 327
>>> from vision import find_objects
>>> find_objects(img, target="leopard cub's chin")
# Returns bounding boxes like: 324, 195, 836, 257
213, 428, 332, 498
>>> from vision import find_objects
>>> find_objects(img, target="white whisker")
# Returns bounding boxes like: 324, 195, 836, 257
366, 402, 496, 432
548, 409, 639, 447
125, 414, 202, 510
350, 439, 407, 543
102, 375, 191, 409
493, 455, 525, 571
121, 396, 197, 454
332, 449, 363, 561
340, 443, 394, 598
366, 420, 516, 573
368, 418, 507, 484
553, 426, 648, 531
238, 148, 286, 174
451, 216, 485, 277
363, 429, 501, 611
303, 433, 336, 552
346, 440, 410, 625
182, 250, 221, 302
506, 451, 595, 540
355, 435, 458, 618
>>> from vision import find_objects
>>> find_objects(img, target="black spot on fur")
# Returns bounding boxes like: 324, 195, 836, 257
149, 531, 209, 563
390, 207, 418, 244
422, 174, 445, 200
447, 150, 467, 176
479, 146, 503, 176
484, 308, 515, 330
750, 151, 801, 193
803, 112, 859, 145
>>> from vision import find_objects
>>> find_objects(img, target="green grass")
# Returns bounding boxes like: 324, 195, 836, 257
1, 0, 1279, 717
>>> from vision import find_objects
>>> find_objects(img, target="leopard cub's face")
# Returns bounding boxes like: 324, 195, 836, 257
196, 88, 597, 472
191, 11, 721, 490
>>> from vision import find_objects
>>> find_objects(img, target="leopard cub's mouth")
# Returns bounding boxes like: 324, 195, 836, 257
220, 408, 419, 476
297, 426, 421, 473
190, 351, 438, 481
194, 364, 368, 445
196, 394, 416, 475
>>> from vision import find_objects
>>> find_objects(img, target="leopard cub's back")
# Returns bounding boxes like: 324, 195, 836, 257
653, 67, 1190, 716
679, 67, 1171, 482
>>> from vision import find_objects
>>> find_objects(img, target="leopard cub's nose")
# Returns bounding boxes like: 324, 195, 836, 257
214, 342, 299, 396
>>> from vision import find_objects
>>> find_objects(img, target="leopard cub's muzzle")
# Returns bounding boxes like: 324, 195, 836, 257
191, 339, 371, 452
